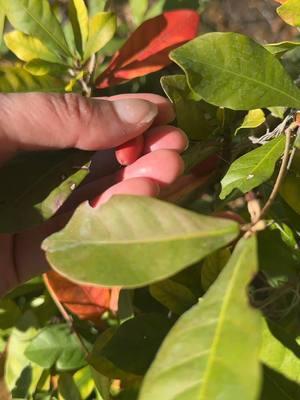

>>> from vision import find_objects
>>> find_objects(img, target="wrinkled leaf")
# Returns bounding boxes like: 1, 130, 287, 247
0, 66, 65, 93
171, 32, 300, 110
277, 0, 300, 27
139, 236, 262, 400
97, 10, 200, 88
84, 12, 116, 62
234, 109, 265, 135
220, 136, 286, 199
0, 149, 91, 233
5, 0, 72, 60
43, 196, 239, 288
25, 324, 86, 371
161, 74, 219, 140
4, 30, 59, 63
89, 313, 172, 377
68, 0, 89, 56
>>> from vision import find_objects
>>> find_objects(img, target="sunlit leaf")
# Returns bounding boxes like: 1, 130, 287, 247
43, 196, 239, 288
68, 0, 89, 56
277, 0, 300, 27
4, 30, 59, 63
220, 136, 286, 199
171, 32, 300, 110
234, 109, 265, 135
139, 236, 262, 400
84, 12, 116, 62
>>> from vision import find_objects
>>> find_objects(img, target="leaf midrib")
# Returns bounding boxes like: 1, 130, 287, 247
172, 54, 300, 107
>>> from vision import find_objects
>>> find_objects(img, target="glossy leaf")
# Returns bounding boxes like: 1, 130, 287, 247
171, 32, 300, 110
68, 0, 89, 56
97, 10, 200, 88
0, 66, 65, 93
260, 321, 300, 383
89, 313, 172, 377
277, 0, 300, 27
201, 248, 231, 291
44, 271, 119, 322
161, 74, 219, 140
220, 136, 286, 199
139, 236, 262, 400
0, 149, 91, 233
4, 0, 72, 60
43, 196, 239, 288
234, 109, 265, 135
84, 12, 116, 62
25, 324, 86, 371
4, 30, 59, 63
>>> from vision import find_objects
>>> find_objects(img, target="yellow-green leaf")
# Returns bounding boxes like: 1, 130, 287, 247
277, 0, 300, 27
84, 12, 116, 62
235, 109, 265, 135
68, 0, 89, 56
24, 59, 68, 76
0, 10, 5, 46
4, 30, 59, 63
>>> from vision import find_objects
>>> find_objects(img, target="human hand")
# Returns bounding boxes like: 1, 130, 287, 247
0, 93, 187, 296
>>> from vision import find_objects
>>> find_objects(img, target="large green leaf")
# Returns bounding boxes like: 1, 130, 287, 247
260, 321, 300, 383
161, 75, 219, 141
4, 0, 72, 60
220, 136, 286, 199
277, 0, 300, 27
43, 196, 239, 288
171, 33, 300, 110
68, 0, 89, 57
4, 30, 59, 62
139, 236, 262, 400
0, 149, 91, 233
89, 313, 172, 377
25, 324, 86, 371
0, 66, 65, 92
84, 12, 116, 62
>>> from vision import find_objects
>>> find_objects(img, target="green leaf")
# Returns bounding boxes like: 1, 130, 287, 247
24, 59, 68, 76
277, 0, 300, 27
260, 321, 300, 383
89, 0, 107, 16
130, 0, 148, 25
4, 30, 59, 62
234, 109, 265, 135
0, 9, 5, 46
0, 149, 91, 234
201, 247, 231, 291
90, 314, 172, 378
0, 65, 65, 93
4, 0, 72, 60
220, 136, 286, 199
150, 280, 197, 315
161, 75, 219, 141
43, 195, 239, 288
5, 311, 43, 398
84, 12, 116, 62
58, 373, 81, 400
139, 236, 262, 400
0, 299, 21, 334
25, 324, 86, 371
171, 32, 300, 110
68, 0, 89, 57
265, 41, 300, 57
73, 367, 95, 399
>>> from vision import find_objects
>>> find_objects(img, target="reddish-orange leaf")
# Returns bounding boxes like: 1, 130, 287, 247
97, 10, 200, 88
44, 271, 120, 323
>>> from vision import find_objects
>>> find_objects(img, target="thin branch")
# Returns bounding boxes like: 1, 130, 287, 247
43, 274, 89, 356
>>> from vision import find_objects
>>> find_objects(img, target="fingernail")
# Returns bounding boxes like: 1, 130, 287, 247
112, 99, 158, 125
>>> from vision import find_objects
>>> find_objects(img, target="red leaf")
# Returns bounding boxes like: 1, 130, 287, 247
97, 10, 200, 88
44, 271, 120, 323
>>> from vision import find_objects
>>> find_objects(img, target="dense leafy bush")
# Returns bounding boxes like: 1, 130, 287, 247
1, 0, 300, 399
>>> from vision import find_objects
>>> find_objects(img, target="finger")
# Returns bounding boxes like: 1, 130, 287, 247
143, 126, 188, 154
90, 177, 159, 207
118, 149, 184, 186
0, 93, 157, 160
99, 93, 175, 125
115, 135, 144, 166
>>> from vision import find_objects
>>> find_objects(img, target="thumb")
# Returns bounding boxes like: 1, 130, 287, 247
0, 93, 157, 157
